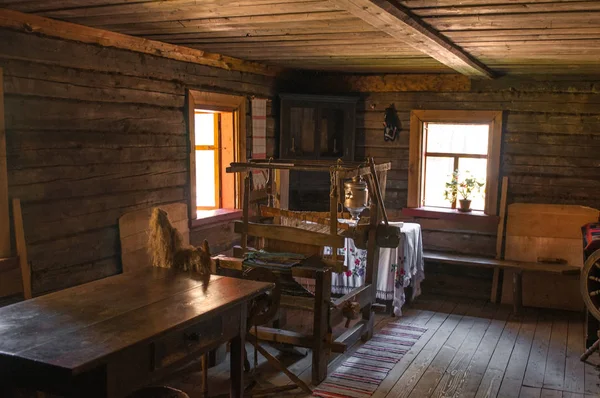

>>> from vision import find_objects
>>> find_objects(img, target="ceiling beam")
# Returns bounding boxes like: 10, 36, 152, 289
329, 0, 495, 79
0, 8, 281, 77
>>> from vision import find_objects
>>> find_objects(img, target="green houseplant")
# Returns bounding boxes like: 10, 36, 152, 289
443, 170, 485, 212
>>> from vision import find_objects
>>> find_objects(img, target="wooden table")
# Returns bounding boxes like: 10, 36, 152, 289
0, 267, 273, 398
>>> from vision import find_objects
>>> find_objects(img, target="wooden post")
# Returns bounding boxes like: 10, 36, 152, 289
330, 169, 338, 266
312, 268, 331, 385
362, 174, 380, 341
241, 174, 250, 253
12, 199, 31, 299
276, 170, 289, 211
0, 68, 10, 258
185, 90, 197, 223
491, 176, 509, 303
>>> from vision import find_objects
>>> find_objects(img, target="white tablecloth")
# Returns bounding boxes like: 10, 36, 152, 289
329, 222, 425, 316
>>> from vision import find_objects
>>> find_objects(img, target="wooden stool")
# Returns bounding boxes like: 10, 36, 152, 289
126, 386, 189, 398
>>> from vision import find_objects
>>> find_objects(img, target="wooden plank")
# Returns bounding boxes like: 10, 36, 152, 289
541, 389, 563, 398
0, 256, 17, 273
408, 299, 487, 397
119, 203, 188, 239
424, 251, 580, 274
520, 386, 542, 398
333, 320, 367, 353
584, 343, 600, 396
372, 298, 460, 398
12, 198, 31, 300
0, 272, 271, 373
543, 314, 569, 391
430, 301, 498, 397
474, 312, 522, 397
328, 0, 494, 78
523, 311, 553, 389
0, 9, 279, 76
41, 1, 340, 23
234, 220, 345, 248
251, 326, 313, 348
385, 299, 472, 398
563, 313, 585, 395
492, 176, 509, 302
186, 91, 197, 222
312, 267, 331, 385
0, 267, 21, 299
407, 111, 423, 208
497, 309, 539, 397
0, 67, 8, 258
506, 203, 599, 241
0, 268, 206, 353
306, 73, 471, 92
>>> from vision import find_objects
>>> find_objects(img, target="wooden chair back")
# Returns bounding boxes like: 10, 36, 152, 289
0, 198, 32, 302
119, 203, 189, 273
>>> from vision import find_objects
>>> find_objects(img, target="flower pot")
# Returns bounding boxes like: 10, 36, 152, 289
458, 199, 472, 212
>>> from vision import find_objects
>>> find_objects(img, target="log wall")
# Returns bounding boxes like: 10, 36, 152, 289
0, 28, 277, 294
292, 73, 600, 258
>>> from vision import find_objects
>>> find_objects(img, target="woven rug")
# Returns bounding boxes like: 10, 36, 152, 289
313, 323, 427, 398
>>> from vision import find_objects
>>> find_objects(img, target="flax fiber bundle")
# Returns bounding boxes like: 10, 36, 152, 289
148, 207, 211, 291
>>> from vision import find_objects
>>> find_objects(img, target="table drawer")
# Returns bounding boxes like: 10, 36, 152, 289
153, 308, 240, 370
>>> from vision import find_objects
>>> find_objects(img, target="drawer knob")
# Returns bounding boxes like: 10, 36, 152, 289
185, 332, 200, 342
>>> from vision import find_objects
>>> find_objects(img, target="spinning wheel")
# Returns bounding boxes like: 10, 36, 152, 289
582, 249, 600, 321
581, 249, 600, 361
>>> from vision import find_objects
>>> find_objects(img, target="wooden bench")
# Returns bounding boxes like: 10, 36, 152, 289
423, 250, 580, 313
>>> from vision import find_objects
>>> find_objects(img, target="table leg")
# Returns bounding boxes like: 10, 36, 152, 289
230, 304, 247, 398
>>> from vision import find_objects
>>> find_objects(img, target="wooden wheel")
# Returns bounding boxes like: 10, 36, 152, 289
581, 249, 600, 322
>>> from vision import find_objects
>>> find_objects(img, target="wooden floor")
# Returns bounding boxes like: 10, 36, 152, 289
167, 294, 600, 397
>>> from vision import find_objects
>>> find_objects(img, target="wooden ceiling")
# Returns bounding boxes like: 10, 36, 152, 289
405, 0, 600, 74
1, 0, 600, 75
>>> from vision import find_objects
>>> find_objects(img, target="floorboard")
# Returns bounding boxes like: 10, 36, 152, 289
564, 313, 586, 394
162, 294, 600, 398
524, 310, 554, 389
408, 299, 487, 397
430, 301, 498, 398
544, 313, 569, 391
497, 308, 538, 398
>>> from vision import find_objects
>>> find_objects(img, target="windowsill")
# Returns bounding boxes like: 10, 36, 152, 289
192, 208, 242, 228
402, 206, 500, 226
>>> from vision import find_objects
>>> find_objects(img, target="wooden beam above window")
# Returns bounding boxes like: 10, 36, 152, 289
329, 0, 495, 79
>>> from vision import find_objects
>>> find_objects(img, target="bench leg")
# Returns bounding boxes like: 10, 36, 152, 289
490, 267, 502, 304
513, 271, 523, 314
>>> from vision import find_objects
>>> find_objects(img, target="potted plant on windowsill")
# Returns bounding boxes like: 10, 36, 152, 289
443, 170, 485, 212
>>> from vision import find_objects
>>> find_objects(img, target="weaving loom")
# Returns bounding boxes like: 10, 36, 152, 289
216, 158, 393, 386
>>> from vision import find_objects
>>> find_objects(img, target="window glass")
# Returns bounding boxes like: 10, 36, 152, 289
195, 113, 215, 146
426, 123, 489, 155
196, 150, 216, 207
422, 123, 490, 210
423, 157, 454, 208
458, 158, 488, 211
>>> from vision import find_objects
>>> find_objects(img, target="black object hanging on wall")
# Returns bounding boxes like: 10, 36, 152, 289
383, 104, 400, 142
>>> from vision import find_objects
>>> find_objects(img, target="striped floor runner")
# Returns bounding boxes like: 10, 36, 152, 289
313, 323, 427, 398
